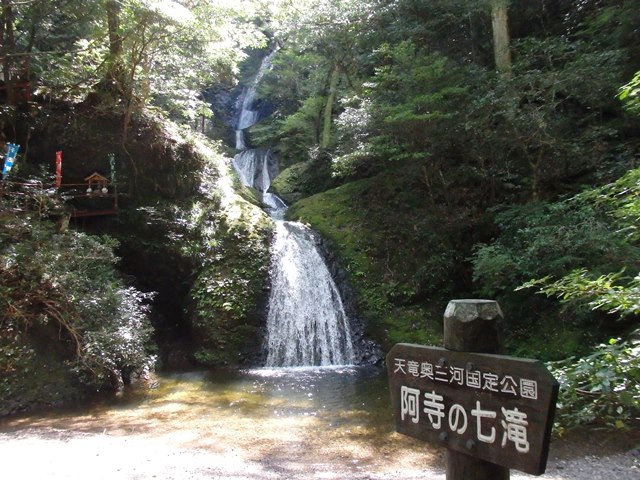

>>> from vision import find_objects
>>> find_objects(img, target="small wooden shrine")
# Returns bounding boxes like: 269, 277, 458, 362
84, 172, 110, 194
64, 171, 119, 218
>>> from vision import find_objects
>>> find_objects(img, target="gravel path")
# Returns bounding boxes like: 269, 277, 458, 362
1, 371, 637, 479
1, 423, 638, 479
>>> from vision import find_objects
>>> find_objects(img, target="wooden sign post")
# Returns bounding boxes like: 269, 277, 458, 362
387, 300, 558, 479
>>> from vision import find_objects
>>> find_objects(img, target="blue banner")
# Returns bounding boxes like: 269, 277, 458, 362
2, 143, 20, 178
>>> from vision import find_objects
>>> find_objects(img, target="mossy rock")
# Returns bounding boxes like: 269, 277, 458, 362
187, 195, 273, 366
271, 153, 338, 204
271, 161, 312, 204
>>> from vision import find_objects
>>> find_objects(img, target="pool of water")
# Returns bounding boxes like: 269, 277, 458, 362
1, 365, 395, 441
189, 366, 388, 423
3, 366, 600, 480
124, 365, 393, 435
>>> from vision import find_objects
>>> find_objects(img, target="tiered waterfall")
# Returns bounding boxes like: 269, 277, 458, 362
231, 53, 356, 367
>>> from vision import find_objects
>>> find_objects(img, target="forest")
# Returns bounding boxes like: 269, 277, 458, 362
0, 0, 639, 435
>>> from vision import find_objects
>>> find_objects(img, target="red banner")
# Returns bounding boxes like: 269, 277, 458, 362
55, 151, 62, 187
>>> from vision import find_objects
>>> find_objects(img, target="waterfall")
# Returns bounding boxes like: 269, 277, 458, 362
234, 51, 276, 151
231, 52, 356, 367
266, 222, 355, 367
232, 149, 277, 193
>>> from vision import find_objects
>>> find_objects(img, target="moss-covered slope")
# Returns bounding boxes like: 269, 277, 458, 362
286, 161, 484, 351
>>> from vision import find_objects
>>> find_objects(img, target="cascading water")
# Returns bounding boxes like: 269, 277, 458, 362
266, 222, 355, 367
232, 149, 277, 193
234, 51, 275, 150
231, 52, 356, 367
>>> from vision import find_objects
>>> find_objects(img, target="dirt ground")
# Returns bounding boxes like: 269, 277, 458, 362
1, 401, 638, 480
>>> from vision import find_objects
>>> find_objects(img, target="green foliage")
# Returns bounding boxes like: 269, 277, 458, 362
496, 167, 640, 428
355, 42, 469, 167
471, 191, 640, 361
516, 166, 640, 319
619, 71, 640, 115
522, 269, 640, 319
256, 49, 343, 163
381, 308, 441, 348
506, 322, 588, 362
258, 50, 328, 123
0, 190, 155, 412
580, 166, 640, 241
331, 96, 374, 179
254, 0, 640, 369
8, 0, 266, 122
472, 200, 639, 300
549, 337, 640, 430
273, 95, 325, 161
463, 36, 629, 200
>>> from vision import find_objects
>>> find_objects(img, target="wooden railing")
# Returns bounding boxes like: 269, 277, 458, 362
1, 179, 121, 218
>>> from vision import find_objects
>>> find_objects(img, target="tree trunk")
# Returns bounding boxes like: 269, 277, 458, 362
530, 146, 544, 200
490, 0, 512, 75
1, 0, 17, 105
321, 65, 340, 149
102, 0, 126, 99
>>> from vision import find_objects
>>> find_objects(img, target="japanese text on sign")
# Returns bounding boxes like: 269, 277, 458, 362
386, 344, 559, 476
401, 386, 531, 453
392, 356, 539, 400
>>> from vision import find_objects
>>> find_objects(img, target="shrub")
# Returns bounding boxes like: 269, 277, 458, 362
549, 336, 640, 431
1, 192, 155, 409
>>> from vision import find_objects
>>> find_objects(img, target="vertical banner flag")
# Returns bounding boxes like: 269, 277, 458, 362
109, 153, 116, 184
2, 143, 20, 178
55, 151, 62, 188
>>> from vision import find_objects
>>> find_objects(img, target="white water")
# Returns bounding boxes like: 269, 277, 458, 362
265, 222, 355, 367
232, 149, 276, 193
234, 51, 276, 150
231, 52, 356, 367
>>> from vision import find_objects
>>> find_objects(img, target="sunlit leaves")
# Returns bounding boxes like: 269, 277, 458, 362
518, 166, 640, 319
619, 71, 640, 115
10, 0, 267, 121
521, 269, 640, 317
549, 337, 640, 430
0, 184, 155, 395
268, 0, 376, 51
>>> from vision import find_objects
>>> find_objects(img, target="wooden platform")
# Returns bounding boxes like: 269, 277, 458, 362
70, 208, 119, 218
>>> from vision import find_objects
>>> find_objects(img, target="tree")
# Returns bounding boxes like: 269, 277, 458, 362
55, 0, 265, 183
321, 65, 339, 149
0, 0, 264, 119
264, 0, 373, 152
489, 0, 511, 74
102, 0, 126, 101
0, 0, 18, 105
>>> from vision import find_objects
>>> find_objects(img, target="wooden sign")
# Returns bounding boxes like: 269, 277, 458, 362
387, 343, 558, 476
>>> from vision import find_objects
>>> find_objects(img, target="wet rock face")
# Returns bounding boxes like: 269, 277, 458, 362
204, 86, 237, 128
